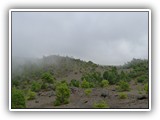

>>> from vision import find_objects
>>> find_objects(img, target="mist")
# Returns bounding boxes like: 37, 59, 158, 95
12, 11, 148, 65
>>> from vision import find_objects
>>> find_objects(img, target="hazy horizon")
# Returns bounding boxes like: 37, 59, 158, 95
12, 11, 148, 65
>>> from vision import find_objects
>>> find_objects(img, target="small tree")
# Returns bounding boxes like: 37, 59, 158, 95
81, 72, 102, 86
93, 100, 109, 108
103, 68, 119, 85
42, 72, 55, 84
11, 87, 26, 109
144, 83, 149, 94
118, 92, 128, 99
54, 82, 70, 106
137, 75, 146, 83
120, 71, 126, 80
101, 80, 109, 88
103, 71, 109, 80
81, 79, 90, 88
108, 72, 116, 84
31, 81, 41, 92
12, 80, 20, 87
117, 80, 130, 92
26, 90, 36, 100
69, 79, 80, 87
84, 88, 92, 96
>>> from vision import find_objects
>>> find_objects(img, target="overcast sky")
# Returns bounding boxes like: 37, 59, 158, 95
12, 11, 148, 65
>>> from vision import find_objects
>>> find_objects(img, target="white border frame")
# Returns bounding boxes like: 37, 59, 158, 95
9, 9, 151, 111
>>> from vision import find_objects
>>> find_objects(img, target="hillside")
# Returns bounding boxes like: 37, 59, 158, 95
11, 55, 149, 109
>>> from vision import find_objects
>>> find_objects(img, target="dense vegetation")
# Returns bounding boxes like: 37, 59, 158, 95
11, 87, 26, 109
11, 55, 149, 108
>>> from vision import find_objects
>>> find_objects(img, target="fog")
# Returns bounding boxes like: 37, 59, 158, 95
12, 11, 148, 65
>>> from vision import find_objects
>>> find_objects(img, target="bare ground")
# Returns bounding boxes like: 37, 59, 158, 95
27, 80, 148, 109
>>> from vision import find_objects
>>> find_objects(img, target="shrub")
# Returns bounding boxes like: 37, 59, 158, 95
31, 81, 41, 92
27, 90, 36, 100
54, 82, 70, 106
89, 82, 95, 88
119, 71, 130, 82
118, 92, 128, 99
42, 72, 55, 84
81, 72, 102, 86
84, 88, 92, 96
108, 72, 118, 85
144, 83, 149, 94
101, 80, 109, 88
137, 75, 148, 83
12, 80, 20, 87
117, 81, 130, 91
103, 71, 109, 80
61, 80, 68, 84
11, 87, 26, 109
103, 67, 119, 85
93, 100, 109, 108
69, 79, 80, 87
81, 79, 90, 88
128, 71, 137, 78
54, 99, 61, 106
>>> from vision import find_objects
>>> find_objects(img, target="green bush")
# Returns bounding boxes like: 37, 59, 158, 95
137, 75, 147, 83
118, 92, 128, 99
27, 90, 36, 100
81, 72, 102, 86
103, 71, 109, 80
11, 87, 26, 109
81, 79, 90, 88
84, 88, 92, 96
101, 80, 109, 88
117, 81, 130, 91
69, 79, 80, 87
144, 83, 149, 94
93, 100, 109, 108
54, 82, 70, 106
119, 71, 130, 82
42, 72, 55, 84
31, 81, 41, 92
103, 67, 119, 85
103, 71, 117, 85
61, 80, 68, 84
54, 99, 61, 106
12, 80, 20, 87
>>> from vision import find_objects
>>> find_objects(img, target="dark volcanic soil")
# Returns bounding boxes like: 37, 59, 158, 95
26, 81, 148, 109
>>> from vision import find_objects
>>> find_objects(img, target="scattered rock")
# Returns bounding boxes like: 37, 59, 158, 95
47, 85, 54, 91
70, 87, 79, 94
74, 72, 78, 74
100, 90, 109, 98
37, 92, 41, 96
114, 94, 118, 97
137, 95, 148, 100
101, 92, 108, 98
35, 100, 39, 103
40, 92, 47, 96
48, 92, 55, 97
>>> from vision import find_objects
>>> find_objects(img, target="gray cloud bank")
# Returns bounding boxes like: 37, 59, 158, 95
12, 11, 148, 65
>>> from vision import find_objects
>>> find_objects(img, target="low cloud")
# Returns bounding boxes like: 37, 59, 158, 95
12, 11, 148, 65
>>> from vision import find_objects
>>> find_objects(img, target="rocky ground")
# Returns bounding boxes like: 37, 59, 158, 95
26, 80, 148, 109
